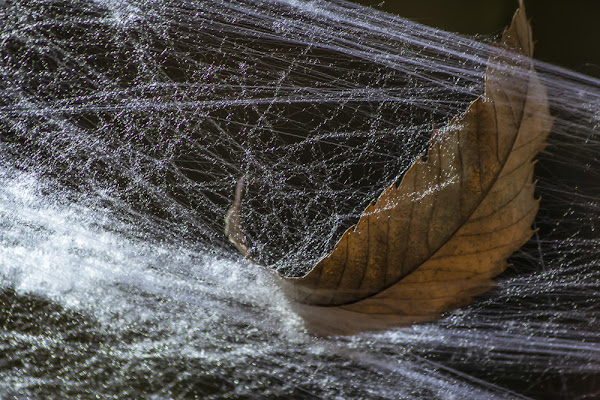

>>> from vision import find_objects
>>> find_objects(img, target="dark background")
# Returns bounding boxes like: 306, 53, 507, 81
352, 0, 600, 75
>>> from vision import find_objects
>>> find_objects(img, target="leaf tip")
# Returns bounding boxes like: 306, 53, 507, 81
224, 175, 250, 258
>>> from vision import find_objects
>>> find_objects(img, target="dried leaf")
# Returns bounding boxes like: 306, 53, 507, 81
226, 3, 553, 335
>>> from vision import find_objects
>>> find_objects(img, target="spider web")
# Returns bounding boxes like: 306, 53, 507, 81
0, 0, 492, 275
1, 0, 600, 398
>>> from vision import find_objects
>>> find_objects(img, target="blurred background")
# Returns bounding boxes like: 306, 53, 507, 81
352, 0, 600, 75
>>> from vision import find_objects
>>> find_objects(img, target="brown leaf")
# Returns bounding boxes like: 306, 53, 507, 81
225, 3, 553, 335
279, 3, 553, 334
